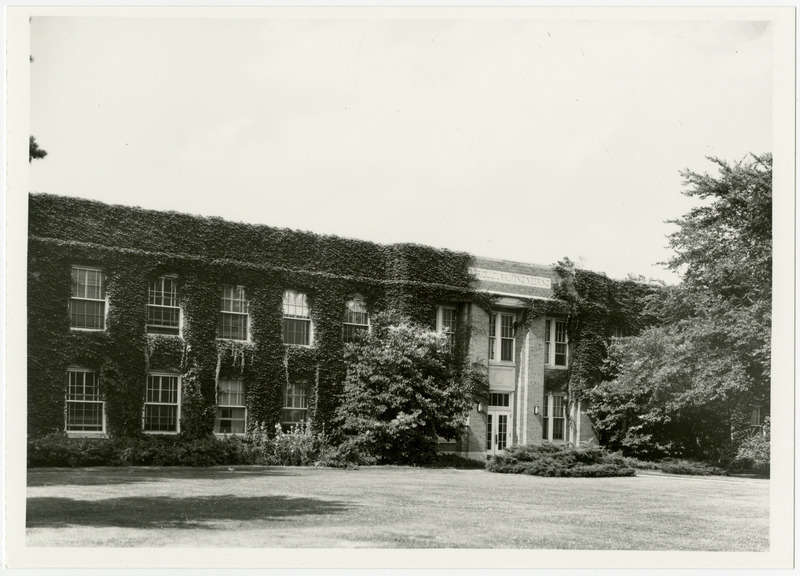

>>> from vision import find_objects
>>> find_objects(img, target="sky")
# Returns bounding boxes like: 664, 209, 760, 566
28, 14, 773, 283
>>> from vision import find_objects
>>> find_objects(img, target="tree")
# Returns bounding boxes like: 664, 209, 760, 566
588, 154, 772, 459
336, 310, 488, 464
29, 135, 47, 162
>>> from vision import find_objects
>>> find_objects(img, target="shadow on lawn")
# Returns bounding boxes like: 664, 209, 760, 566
27, 466, 298, 487
27, 494, 350, 529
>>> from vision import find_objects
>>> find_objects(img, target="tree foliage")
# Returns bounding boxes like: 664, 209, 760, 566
588, 154, 772, 458
29, 135, 47, 162
336, 310, 488, 464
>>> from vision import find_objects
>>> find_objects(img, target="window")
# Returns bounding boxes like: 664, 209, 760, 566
282, 380, 308, 426
66, 369, 104, 432
343, 295, 369, 343
283, 290, 312, 346
545, 319, 568, 367
147, 276, 180, 335
489, 312, 515, 362
489, 393, 510, 407
750, 407, 766, 433
143, 373, 180, 432
215, 379, 246, 434
69, 266, 105, 330
218, 285, 249, 340
542, 393, 566, 441
436, 306, 457, 348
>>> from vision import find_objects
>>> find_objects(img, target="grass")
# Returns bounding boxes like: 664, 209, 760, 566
27, 466, 768, 550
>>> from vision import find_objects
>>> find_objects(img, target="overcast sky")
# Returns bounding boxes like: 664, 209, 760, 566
28, 15, 773, 282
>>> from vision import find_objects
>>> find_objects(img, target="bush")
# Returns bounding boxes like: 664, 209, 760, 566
486, 444, 635, 477
656, 458, 726, 476
315, 437, 377, 469
428, 453, 486, 469
736, 417, 769, 473
28, 433, 115, 467
243, 422, 328, 466
28, 434, 249, 468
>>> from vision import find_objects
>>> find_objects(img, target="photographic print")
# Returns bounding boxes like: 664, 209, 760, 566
6, 5, 795, 571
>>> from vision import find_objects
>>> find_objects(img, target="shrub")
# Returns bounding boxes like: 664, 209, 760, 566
736, 417, 769, 473
28, 433, 114, 467
243, 421, 330, 466
428, 453, 486, 469
28, 434, 248, 468
656, 458, 726, 476
486, 444, 635, 477
315, 437, 377, 469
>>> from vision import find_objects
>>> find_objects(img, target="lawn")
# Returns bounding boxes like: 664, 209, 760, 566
26, 466, 769, 549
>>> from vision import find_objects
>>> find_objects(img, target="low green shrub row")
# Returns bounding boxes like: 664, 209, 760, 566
486, 444, 636, 477
27, 423, 373, 469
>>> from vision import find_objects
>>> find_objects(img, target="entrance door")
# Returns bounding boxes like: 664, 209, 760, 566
486, 409, 511, 455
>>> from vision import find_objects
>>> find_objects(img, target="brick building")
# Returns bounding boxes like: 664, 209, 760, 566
27, 193, 598, 458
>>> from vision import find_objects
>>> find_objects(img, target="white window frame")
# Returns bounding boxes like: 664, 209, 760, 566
218, 285, 250, 341
489, 312, 516, 363
542, 393, 567, 442
146, 275, 182, 337
545, 318, 569, 368
215, 379, 247, 435
65, 367, 105, 435
343, 294, 370, 343
142, 372, 181, 434
283, 290, 313, 347
436, 305, 457, 348
69, 266, 108, 331
282, 379, 309, 427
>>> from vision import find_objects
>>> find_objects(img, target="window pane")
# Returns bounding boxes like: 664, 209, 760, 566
221, 285, 248, 313
218, 379, 245, 406
343, 323, 367, 344
144, 404, 177, 432
282, 380, 308, 424
441, 308, 456, 333
545, 319, 551, 363
283, 290, 310, 318
553, 395, 565, 417
66, 402, 103, 431
501, 315, 514, 338
215, 407, 246, 433
218, 312, 248, 340
489, 313, 496, 360
497, 415, 507, 450
486, 414, 493, 450
69, 299, 105, 329
283, 318, 310, 345
552, 417, 565, 440
489, 393, 509, 407
500, 338, 514, 362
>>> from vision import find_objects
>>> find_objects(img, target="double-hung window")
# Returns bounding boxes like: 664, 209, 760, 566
545, 319, 568, 367
218, 285, 249, 340
215, 379, 246, 434
147, 276, 180, 335
489, 312, 515, 362
66, 368, 104, 433
343, 295, 369, 343
143, 373, 180, 433
283, 291, 312, 346
436, 306, 457, 348
542, 393, 566, 441
69, 266, 106, 330
282, 380, 308, 426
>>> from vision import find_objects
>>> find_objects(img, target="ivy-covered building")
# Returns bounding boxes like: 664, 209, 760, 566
28, 193, 606, 459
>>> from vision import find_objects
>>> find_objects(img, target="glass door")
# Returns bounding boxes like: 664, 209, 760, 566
486, 409, 511, 455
